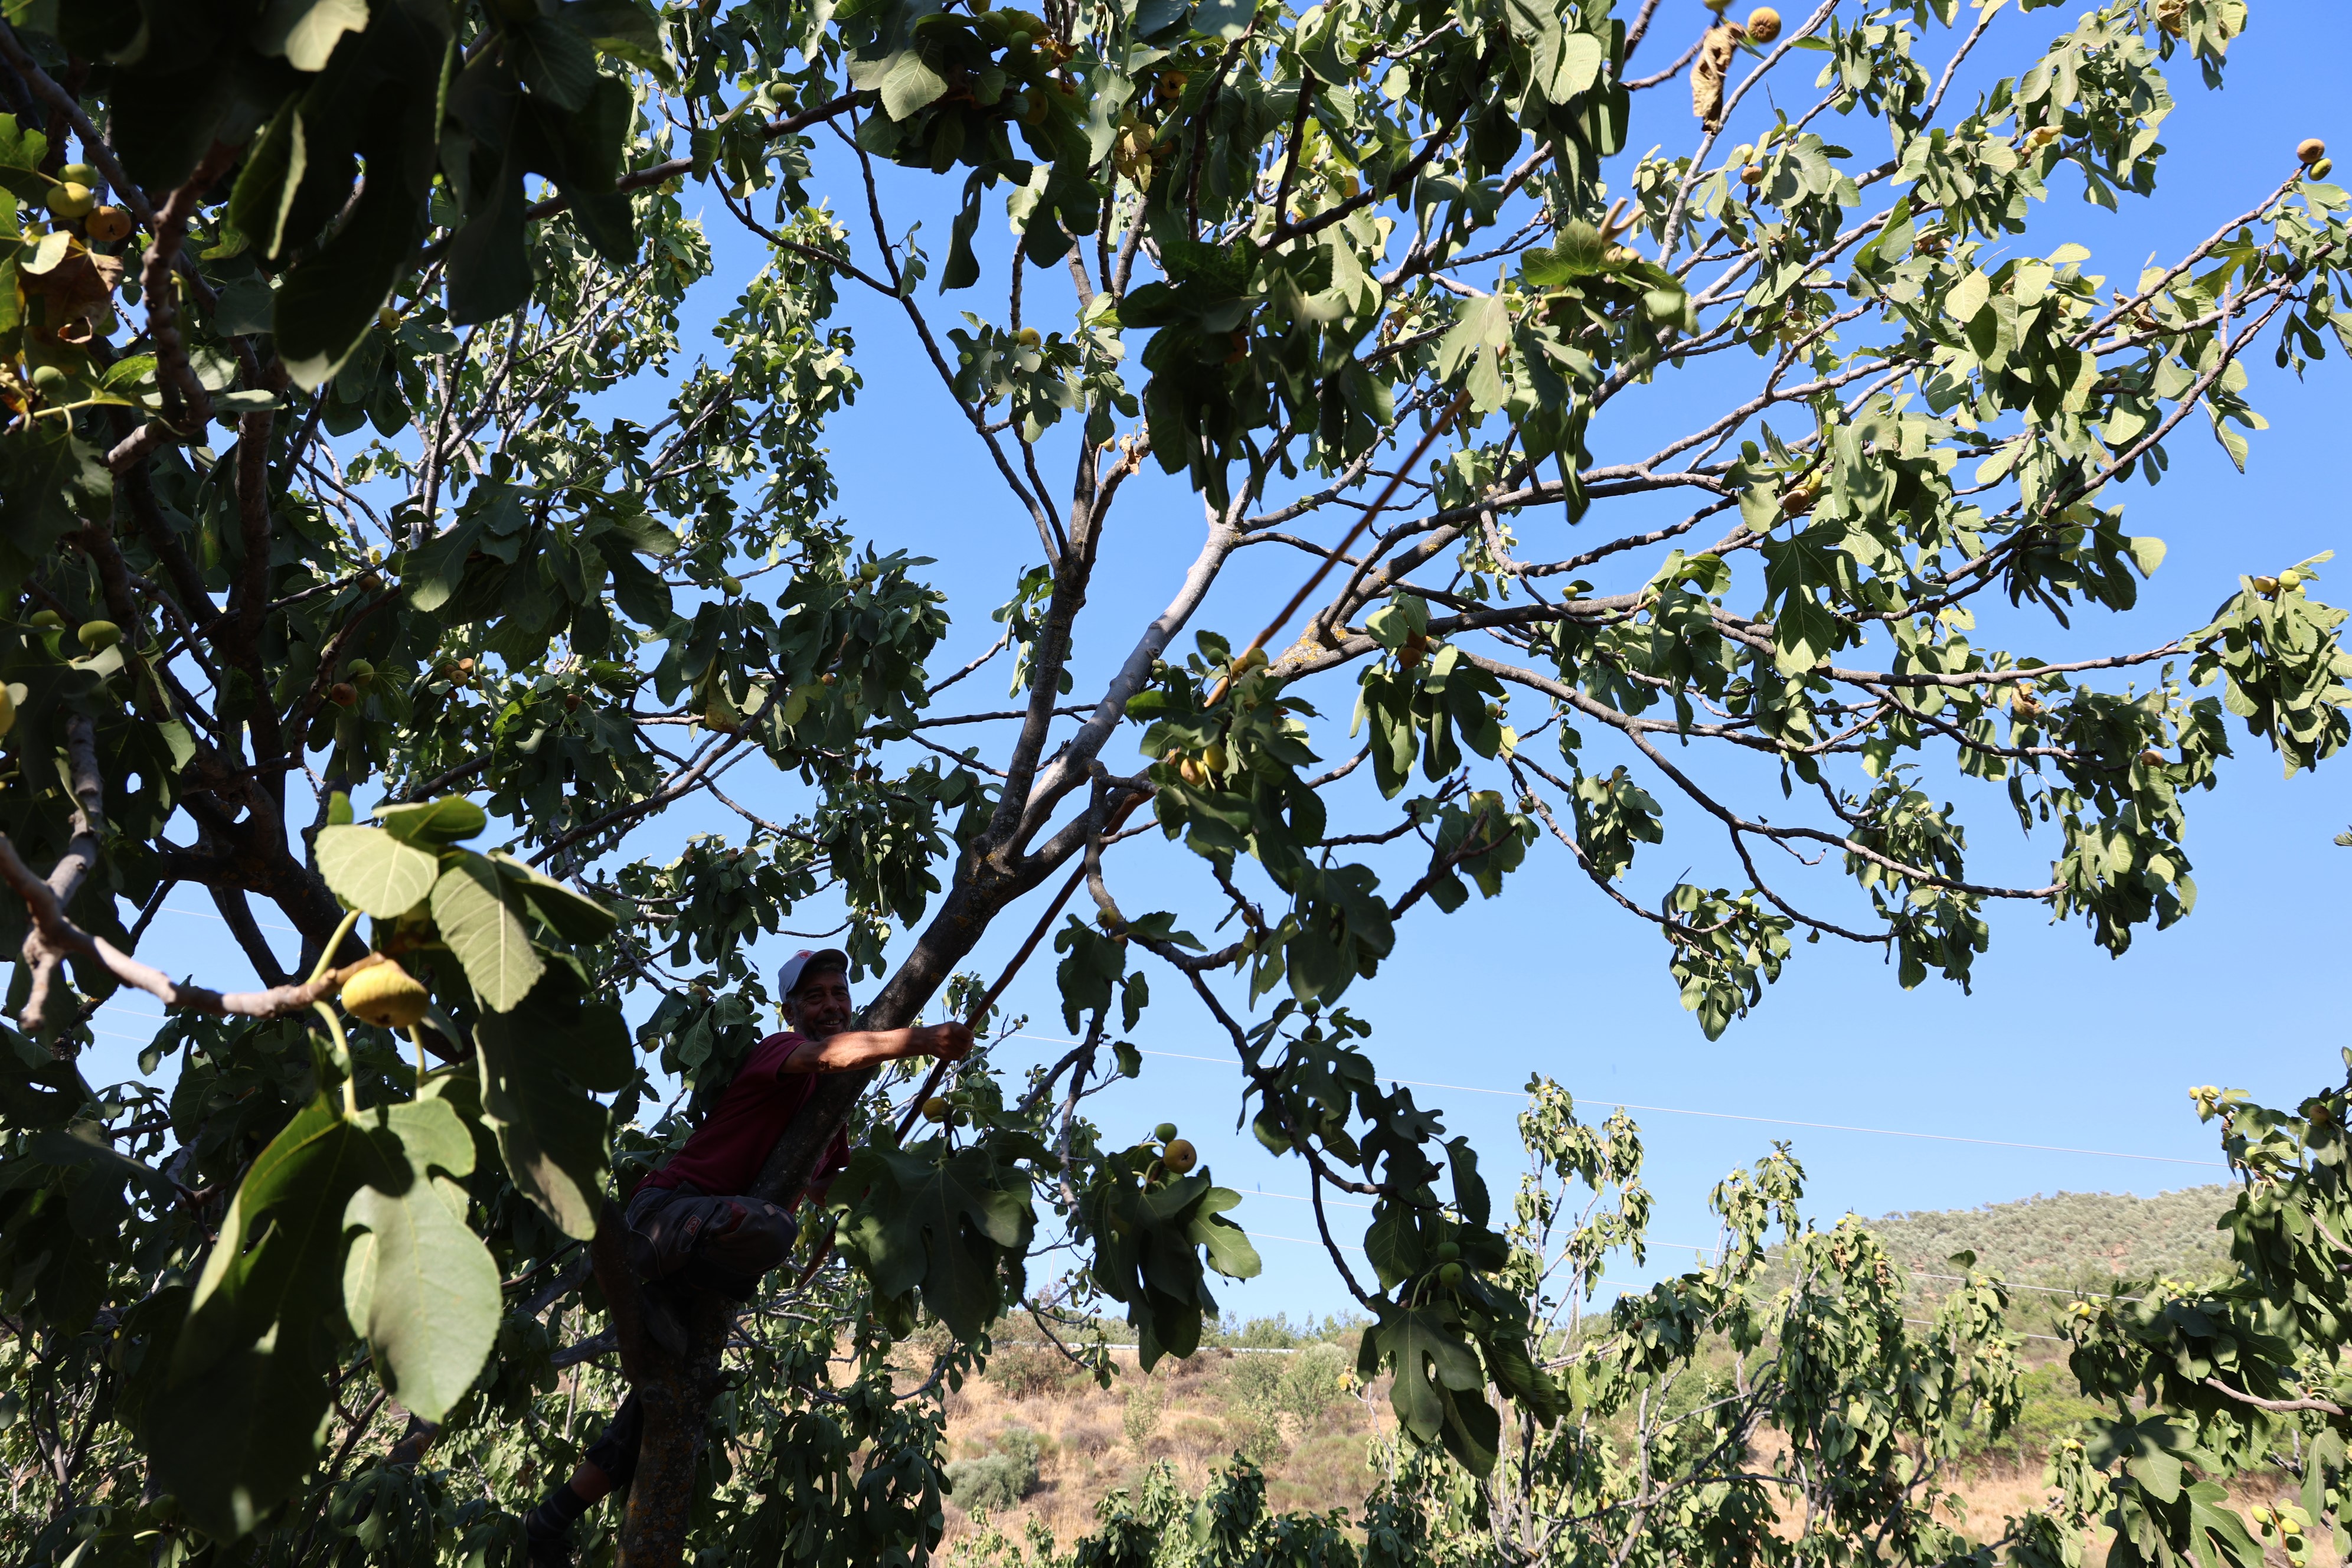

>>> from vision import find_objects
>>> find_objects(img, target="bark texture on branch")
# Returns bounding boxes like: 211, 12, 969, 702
0, 826, 387, 1039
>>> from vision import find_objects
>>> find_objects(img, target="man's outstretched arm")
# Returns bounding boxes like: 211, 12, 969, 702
779, 1023, 972, 1074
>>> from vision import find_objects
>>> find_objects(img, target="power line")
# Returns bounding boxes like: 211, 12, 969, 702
155, 903, 302, 935
1008, 1034, 2221, 1170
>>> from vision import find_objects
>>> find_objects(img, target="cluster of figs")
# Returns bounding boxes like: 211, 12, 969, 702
41, 160, 130, 244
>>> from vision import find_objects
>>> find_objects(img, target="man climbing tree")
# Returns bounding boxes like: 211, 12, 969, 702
4, 0, 2352, 1566
521, 949, 970, 1565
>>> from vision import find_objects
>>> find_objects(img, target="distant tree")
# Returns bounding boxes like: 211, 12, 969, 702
0, 0, 2347, 1564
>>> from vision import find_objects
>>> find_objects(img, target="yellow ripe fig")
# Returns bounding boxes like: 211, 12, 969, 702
922, 1095, 952, 1122
47, 181, 94, 219
2299, 138, 2328, 167
2139, 749, 2167, 767
1740, 162, 1764, 185
1178, 757, 1206, 787
77, 619, 121, 651
1745, 6, 1781, 43
328, 681, 358, 707
2251, 575, 2281, 597
377, 305, 400, 330
84, 205, 131, 244
1014, 326, 1042, 348
342, 959, 430, 1030
1202, 741, 1229, 773
1161, 1137, 1198, 1174
2315, 159, 2335, 181
2279, 566, 2305, 589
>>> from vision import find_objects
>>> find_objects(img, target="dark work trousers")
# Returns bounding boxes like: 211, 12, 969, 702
579, 1181, 800, 1491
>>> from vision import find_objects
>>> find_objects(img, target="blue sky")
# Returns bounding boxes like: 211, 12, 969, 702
93, 0, 2351, 1323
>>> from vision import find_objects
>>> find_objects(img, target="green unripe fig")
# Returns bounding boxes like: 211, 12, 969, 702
58, 162, 98, 187
2315, 158, 2335, 181
348, 658, 376, 684
922, 1096, 952, 1122
30, 364, 66, 392
1154, 1122, 1178, 1142
1438, 1261, 1464, 1285
0, 684, 14, 738
1436, 1240, 1461, 1263
47, 181, 94, 220
720, 574, 743, 596
30, 610, 63, 629
77, 620, 121, 651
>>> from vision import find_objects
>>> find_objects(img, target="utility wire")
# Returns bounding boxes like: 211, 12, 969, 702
1008, 1034, 2224, 1169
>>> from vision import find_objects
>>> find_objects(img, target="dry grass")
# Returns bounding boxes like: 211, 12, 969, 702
932, 1344, 1394, 1549
927, 1347, 2334, 1565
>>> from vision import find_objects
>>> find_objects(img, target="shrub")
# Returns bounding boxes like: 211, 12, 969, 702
987, 1345, 1083, 1400
1122, 1380, 1165, 1449
1275, 1342, 1351, 1428
946, 1426, 1042, 1514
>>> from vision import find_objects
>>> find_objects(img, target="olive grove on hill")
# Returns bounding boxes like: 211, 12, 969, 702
1, 0, 2349, 1563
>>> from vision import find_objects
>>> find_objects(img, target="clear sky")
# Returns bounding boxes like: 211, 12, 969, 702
90, 0, 2351, 1324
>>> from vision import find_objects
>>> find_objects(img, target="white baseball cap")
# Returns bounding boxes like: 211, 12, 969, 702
776, 948, 851, 999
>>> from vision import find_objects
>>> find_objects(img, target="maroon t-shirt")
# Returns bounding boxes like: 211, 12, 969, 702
642, 1033, 853, 1199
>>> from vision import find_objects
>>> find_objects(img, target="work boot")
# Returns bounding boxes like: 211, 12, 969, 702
636, 1276, 691, 1359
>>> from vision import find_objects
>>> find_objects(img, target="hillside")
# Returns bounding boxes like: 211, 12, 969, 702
930, 1186, 2250, 1556
1857, 1186, 2237, 1292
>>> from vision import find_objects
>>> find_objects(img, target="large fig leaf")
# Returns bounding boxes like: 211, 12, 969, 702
315, 824, 440, 917
474, 973, 632, 1239
341, 1095, 499, 1422
837, 1142, 1034, 1341
432, 854, 544, 1011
